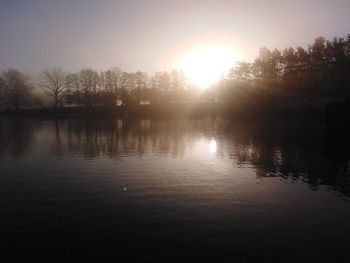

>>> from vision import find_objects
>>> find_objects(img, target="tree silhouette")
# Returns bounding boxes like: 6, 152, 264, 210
79, 68, 98, 107
41, 68, 67, 108
0, 76, 6, 108
1, 69, 37, 111
64, 73, 80, 107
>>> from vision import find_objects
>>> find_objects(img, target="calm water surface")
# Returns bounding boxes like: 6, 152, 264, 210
0, 117, 349, 262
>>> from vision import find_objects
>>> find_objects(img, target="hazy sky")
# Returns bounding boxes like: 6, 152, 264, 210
1, 0, 349, 74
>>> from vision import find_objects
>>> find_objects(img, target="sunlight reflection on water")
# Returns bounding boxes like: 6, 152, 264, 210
209, 139, 217, 153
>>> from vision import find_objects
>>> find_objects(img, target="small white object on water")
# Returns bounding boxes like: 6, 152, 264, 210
123, 187, 127, 191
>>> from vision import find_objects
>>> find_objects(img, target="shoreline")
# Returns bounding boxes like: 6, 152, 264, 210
0, 103, 327, 122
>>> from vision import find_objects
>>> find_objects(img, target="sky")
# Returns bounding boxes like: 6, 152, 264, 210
0, 0, 350, 75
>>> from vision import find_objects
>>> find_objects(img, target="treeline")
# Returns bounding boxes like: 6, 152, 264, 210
213, 35, 350, 118
231, 35, 350, 92
0, 67, 202, 110
0, 35, 349, 112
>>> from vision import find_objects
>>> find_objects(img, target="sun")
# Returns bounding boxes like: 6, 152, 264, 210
176, 43, 237, 88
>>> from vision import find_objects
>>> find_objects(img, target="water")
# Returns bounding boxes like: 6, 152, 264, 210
0, 117, 350, 262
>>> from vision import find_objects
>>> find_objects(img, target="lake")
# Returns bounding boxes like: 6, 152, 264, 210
0, 117, 349, 262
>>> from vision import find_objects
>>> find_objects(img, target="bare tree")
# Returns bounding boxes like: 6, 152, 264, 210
105, 67, 122, 106
79, 68, 98, 107
64, 73, 80, 106
0, 76, 5, 108
41, 68, 66, 108
1, 69, 35, 110
111, 67, 122, 95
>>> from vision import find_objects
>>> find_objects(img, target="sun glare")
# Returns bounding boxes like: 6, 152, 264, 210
209, 139, 217, 153
176, 44, 237, 88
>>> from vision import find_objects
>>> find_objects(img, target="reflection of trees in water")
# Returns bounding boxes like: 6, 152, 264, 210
1, 117, 348, 197
216, 122, 350, 197
0, 117, 37, 158
61, 119, 350, 197
64, 119, 191, 158
50, 119, 64, 158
